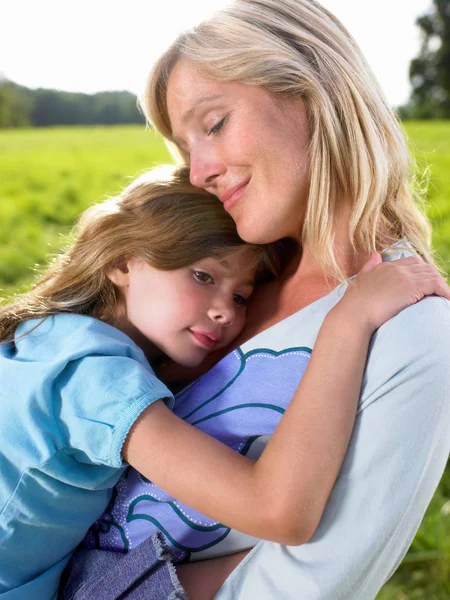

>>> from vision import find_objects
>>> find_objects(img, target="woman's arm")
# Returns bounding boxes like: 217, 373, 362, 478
123, 257, 450, 545
213, 296, 450, 600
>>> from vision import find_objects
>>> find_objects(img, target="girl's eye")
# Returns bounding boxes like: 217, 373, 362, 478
193, 270, 214, 284
233, 294, 248, 307
208, 117, 226, 136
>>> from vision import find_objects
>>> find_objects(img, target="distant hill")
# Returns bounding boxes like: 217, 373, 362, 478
0, 78, 145, 128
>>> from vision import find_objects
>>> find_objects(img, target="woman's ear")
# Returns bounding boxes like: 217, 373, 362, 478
106, 256, 130, 288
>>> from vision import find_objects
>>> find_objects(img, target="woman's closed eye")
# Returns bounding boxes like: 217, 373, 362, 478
193, 270, 214, 285
208, 116, 227, 136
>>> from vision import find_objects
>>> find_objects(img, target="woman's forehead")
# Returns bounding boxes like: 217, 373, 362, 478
166, 61, 267, 129
167, 61, 222, 110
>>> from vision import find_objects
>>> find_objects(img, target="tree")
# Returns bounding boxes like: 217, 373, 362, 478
0, 79, 145, 128
0, 78, 31, 127
406, 0, 450, 118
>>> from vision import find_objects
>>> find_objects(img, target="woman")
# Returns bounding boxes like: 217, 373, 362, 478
61, 0, 450, 598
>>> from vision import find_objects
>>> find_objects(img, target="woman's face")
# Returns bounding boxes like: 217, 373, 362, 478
166, 60, 311, 244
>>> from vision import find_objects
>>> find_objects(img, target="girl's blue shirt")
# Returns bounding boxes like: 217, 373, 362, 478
0, 314, 173, 599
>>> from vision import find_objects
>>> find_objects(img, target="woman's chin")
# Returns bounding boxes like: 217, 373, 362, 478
235, 219, 285, 245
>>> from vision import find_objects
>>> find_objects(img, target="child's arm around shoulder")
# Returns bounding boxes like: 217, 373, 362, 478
290, 294, 450, 599
123, 257, 450, 546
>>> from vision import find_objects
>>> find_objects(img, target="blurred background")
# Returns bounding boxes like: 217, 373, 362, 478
1, 1, 449, 597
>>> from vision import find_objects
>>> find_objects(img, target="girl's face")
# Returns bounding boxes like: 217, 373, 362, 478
166, 60, 311, 244
109, 250, 255, 367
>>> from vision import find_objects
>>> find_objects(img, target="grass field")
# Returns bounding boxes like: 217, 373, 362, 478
0, 126, 172, 296
1, 123, 449, 598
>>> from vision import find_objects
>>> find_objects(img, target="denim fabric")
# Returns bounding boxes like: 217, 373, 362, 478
59, 532, 188, 600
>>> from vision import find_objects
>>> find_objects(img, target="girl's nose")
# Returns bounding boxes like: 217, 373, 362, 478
207, 300, 235, 326
189, 149, 226, 189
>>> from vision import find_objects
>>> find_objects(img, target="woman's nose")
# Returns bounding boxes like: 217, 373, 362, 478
189, 149, 225, 189
207, 299, 235, 326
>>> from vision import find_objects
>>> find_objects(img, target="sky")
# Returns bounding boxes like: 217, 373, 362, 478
1, 0, 432, 107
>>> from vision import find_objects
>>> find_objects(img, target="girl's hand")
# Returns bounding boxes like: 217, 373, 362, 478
337, 253, 450, 334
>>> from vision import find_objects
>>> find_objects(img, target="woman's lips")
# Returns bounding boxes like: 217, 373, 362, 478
190, 330, 219, 350
220, 179, 250, 212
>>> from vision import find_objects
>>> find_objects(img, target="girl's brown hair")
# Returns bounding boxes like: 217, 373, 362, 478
0, 165, 293, 342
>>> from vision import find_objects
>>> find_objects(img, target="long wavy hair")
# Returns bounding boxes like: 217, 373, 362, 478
142, 0, 435, 279
0, 166, 291, 343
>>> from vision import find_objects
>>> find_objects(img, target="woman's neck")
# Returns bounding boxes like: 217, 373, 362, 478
237, 210, 374, 343
298, 200, 373, 280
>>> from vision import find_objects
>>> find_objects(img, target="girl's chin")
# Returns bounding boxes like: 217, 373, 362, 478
169, 353, 207, 369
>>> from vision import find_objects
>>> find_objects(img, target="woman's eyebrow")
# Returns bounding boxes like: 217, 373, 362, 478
180, 93, 224, 125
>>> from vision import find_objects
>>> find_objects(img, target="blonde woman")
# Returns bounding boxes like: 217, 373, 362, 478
61, 1, 450, 599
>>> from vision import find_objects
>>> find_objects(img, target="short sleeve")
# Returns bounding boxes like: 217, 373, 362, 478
56, 355, 174, 468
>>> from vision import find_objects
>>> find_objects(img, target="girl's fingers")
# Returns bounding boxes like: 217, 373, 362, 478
433, 277, 450, 300
409, 264, 450, 297
358, 253, 382, 274
410, 272, 450, 301
396, 256, 424, 266
354, 256, 450, 303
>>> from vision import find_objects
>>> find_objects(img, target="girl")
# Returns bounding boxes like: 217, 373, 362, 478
0, 165, 447, 600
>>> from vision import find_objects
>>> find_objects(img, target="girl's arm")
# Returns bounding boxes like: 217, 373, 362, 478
123, 256, 450, 545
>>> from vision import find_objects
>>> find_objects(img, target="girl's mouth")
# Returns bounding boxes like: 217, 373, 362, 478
190, 330, 219, 350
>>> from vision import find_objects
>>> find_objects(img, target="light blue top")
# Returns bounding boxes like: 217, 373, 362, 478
0, 314, 174, 599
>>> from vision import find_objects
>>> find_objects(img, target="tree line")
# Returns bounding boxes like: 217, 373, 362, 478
0, 79, 145, 128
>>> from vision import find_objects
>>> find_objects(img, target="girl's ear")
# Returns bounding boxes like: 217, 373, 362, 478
106, 256, 130, 287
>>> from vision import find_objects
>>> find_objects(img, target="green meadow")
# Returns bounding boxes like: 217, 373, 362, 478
0, 126, 172, 296
1, 123, 449, 598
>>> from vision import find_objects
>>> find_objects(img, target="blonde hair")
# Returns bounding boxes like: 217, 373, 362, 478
142, 0, 435, 278
0, 166, 292, 342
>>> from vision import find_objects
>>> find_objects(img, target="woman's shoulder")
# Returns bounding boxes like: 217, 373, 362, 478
362, 296, 450, 407
380, 238, 418, 262
376, 238, 450, 358
374, 295, 450, 355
